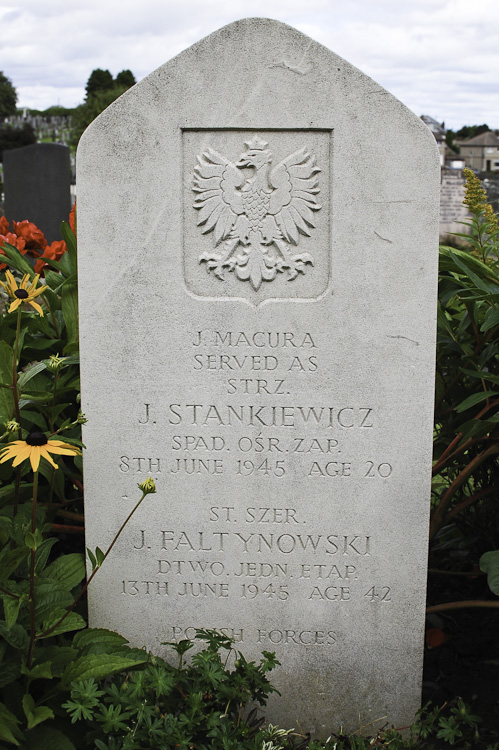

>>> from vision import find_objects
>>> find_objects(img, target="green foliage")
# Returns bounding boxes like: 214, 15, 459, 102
0, 226, 149, 748
70, 67, 136, 146
431, 170, 499, 578
63, 630, 281, 749
455, 124, 490, 141
0, 123, 36, 161
71, 86, 129, 146
114, 70, 136, 88
0, 73, 17, 119
85, 69, 114, 99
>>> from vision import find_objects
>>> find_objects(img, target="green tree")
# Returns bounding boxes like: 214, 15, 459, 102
71, 86, 129, 145
0, 71, 17, 118
115, 69, 136, 88
0, 122, 36, 160
85, 68, 114, 100
73, 68, 136, 145
456, 123, 490, 140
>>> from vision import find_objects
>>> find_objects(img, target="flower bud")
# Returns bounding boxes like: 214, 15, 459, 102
138, 477, 156, 494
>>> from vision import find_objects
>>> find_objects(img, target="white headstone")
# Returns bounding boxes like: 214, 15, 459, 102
78, 18, 440, 736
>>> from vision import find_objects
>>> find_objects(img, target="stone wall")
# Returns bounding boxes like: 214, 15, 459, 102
440, 168, 470, 242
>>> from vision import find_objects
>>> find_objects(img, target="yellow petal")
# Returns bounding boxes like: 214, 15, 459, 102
28, 286, 47, 299
20, 274, 30, 289
5, 269, 17, 290
27, 275, 40, 294
29, 446, 41, 472
0, 449, 16, 464
8, 299, 22, 313
28, 301, 44, 316
40, 447, 59, 470
11, 445, 32, 468
46, 444, 80, 456
0, 280, 9, 295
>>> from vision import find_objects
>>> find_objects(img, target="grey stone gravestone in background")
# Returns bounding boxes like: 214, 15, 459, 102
78, 18, 440, 736
3, 142, 71, 242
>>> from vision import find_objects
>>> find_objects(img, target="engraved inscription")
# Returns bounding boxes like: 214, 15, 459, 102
117, 326, 395, 638
193, 137, 321, 290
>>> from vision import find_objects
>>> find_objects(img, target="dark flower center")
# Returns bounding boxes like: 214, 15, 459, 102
14, 289, 29, 299
26, 432, 48, 446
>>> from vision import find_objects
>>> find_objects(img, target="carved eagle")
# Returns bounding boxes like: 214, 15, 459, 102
192, 136, 321, 290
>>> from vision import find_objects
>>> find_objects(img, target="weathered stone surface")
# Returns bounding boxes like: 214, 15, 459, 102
4, 143, 71, 242
78, 18, 440, 736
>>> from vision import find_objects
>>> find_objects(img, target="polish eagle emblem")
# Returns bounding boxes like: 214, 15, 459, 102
192, 137, 321, 290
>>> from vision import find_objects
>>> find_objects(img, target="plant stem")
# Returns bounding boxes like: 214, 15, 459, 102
27, 470, 39, 669
426, 600, 499, 613
12, 307, 22, 516
429, 443, 499, 539
36, 488, 148, 640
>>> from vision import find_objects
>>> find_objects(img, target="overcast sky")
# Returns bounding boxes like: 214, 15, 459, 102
2, 0, 498, 130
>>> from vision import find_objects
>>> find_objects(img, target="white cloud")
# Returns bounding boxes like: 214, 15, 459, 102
2, 0, 498, 129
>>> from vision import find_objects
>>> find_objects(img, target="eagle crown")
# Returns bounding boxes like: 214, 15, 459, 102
236, 147, 272, 172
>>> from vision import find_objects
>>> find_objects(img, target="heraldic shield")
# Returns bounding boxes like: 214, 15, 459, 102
183, 129, 331, 306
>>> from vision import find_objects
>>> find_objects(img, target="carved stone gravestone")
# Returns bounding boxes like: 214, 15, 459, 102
4, 143, 72, 242
78, 18, 440, 736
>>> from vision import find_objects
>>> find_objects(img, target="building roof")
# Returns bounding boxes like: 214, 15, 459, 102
458, 131, 499, 147
421, 115, 445, 136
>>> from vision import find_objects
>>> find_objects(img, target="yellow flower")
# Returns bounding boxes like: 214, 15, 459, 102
0, 431, 81, 472
0, 270, 47, 316
462, 168, 488, 213
138, 477, 156, 494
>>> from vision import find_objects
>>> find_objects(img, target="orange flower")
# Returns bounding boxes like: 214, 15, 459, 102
0, 216, 9, 235
13, 220, 47, 252
69, 201, 76, 234
0, 233, 27, 271
34, 240, 68, 275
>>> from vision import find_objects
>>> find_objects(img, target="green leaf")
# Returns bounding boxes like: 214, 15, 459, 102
0, 650, 22, 688
60, 221, 77, 266
0, 341, 14, 422
34, 646, 76, 677
25, 529, 43, 550
95, 547, 105, 566
18, 362, 48, 390
0, 702, 23, 746
21, 660, 53, 681
21, 725, 76, 750
41, 553, 85, 591
0, 547, 28, 579
86, 548, 97, 570
18, 408, 48, 432
22, 694, 54, 730
60, 651, 148, 689
0, 242, 35, 278
455, 391, 498, 413
34, 538, 58, 574
43, 269, 64, 292
479, 550, 499, 595
33, 579, 73, 623
71, 628, 128, 653
3, 595, 22, 630
0, 620, 29, 651
481, 306, 499, 333
37, 610, 86, 639
61, 280, 79, 351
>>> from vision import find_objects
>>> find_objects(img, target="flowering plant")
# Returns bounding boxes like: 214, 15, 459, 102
0, 209, 152, 748
0, 215, 70, 276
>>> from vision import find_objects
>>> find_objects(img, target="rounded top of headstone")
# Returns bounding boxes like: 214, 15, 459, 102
78, 16, 437, 159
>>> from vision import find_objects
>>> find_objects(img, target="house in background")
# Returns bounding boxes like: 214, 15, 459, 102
421, 115, 447, 166
456, 131, 499, 172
